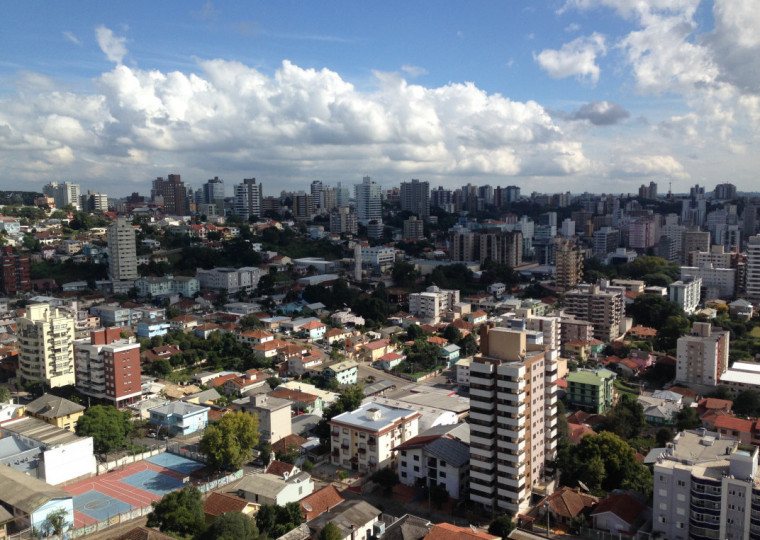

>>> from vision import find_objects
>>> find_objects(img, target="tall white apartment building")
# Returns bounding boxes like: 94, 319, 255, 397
355, 176, 382, 225
676, 322, 730, 387
108, 217, 138, 283
233, 178, 263, 221
469, 326, 558, 515
747, 235, 760, 301
669, 276, 702, 314
17, 304, 76, 388
43, 181, 81, 210
408, 286, 460, 322
680, 265, 736, 300
653, 429, 760, 540
329, 402, 420, 474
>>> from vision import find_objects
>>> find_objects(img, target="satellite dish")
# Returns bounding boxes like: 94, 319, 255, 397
303, 502, 313, 512
578, 480, 590, 492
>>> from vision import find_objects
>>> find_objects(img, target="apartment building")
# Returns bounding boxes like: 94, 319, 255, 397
408, 286, 461, 323
74, 327, 141, 408
669, 276, 702, 314
653, 429, 760, 540
563, 281, 626, 342
554, 240, 584, 292
0, 246, 31, 295
400, 179, 430, 218
329, 402, 420, 474
681, 265, 736, 300
565, 369, 616, 414
747, 235, 760, 302
195, 266, 266, 293
676, 322, 730, 387
17, 304, 76, 388
108, 217, 138, 284
468, 326, 559, 515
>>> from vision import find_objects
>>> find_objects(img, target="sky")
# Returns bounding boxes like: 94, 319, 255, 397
0, 0, 758, 198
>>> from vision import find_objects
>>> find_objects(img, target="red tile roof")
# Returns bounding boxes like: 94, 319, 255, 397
300, 485, 345, 521
568, 423, 596, 445
546, 487, 598, 519
715, 415, 755, 433
272, 434, 308, 453
204, 492, 253, 517
266, 460, 297, 477
270, 387, 319, 403
591, 493, 645, 526
424, 523, 499, 540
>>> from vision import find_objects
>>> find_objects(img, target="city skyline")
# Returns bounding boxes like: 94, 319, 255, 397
0, 1, 758, 197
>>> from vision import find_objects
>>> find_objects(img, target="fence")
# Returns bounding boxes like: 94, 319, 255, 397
97, 446, 167, 475
166, 441, 207, 463
9, 469, 244, 540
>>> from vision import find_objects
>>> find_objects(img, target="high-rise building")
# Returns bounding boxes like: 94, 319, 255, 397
746, 235, 760, 301
554, 240, 583, 291
336, 182, 351, 207
75, 327, 142, 408
469, 326, 558, 515
80, 190, 108, 212
676, 322, 729, 387
108, 217, 138, 283
43, 181, 81, 210
592, 227, 619, 259
682, 229, 711, 265
330, 206, 358, 235
628, 215, 657, 249
400, 179, 430, 218
293, 192, 314, 221
0, 246, 31, 295
714, 182, 736, 200
152, 174, 187, 215
403, 216, 425, 241
564, 281, 626, 342
355, 176, 382, 225
431, 187, 454, 211
653, 429, 759, 540
203, 177, 226, 212
18, 303, 76, 388
322, 187, 337, 212
233, 178, 263, 221
450, 230, 523, 268
669, 276, 702, 314
310, 180, 324, 210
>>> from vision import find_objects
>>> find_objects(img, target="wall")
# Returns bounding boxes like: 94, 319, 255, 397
42, 437, 96, 485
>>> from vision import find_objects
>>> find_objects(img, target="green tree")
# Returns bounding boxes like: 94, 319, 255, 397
656, 315, 691, 352
656, 427, 674, 447
733, 390, 760, 417
675, 407, 701, 431
240, 315, 263, 330
599, 394, 646, 441
371, 466, 399, 495
488, 514, 515, 539
0, 387, 11, 403
627, 294, 684, 329
319, 522, 342, 540
443, 324, 462, 344
43, 508, 70, 537
198, 511, 259, 540
255, 503, 304, 538
458, 333, 478, 357
267, 377, 282, 389
75, 405, 131, 454
147, 487, 206, 537
200, 411, 260, 470
391, 261, 418, 287
559, 431, 652, 496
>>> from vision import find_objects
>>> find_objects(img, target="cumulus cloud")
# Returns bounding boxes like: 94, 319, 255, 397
567, 100, 630, 125
0, 57, 599, 192
95, 25, 128, 64
534, 33, 606, 85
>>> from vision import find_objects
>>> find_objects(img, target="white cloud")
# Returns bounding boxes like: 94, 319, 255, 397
401, 65, 428, 78
565, 23, 581, 33
95, 25, 128, 64
62, 31, 81, 45
535, 33, 606, 85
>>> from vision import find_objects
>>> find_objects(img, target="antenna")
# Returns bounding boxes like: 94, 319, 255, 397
302, 502, 312, 512
578, 480, 590, 492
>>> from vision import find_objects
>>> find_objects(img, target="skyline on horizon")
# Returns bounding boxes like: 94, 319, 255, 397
1, 1, 758, 198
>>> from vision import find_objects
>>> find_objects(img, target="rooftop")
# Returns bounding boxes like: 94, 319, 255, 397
331, 402, 418, 432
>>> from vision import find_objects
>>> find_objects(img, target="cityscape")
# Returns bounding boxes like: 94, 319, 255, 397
1, 1, 760, 540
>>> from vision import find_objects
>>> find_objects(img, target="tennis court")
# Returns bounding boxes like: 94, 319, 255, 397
146, 452, 206, 476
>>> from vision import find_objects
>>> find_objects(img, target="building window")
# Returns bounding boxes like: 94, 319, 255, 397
413, 455, 419, 461
401, 472, 407, 478
414, 466, 419, 472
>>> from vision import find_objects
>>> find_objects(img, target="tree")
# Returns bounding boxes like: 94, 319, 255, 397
75, 405, 131, 454
371, 466, 399, 495
319, 522, 343, 540
267, 377, 282, 389
598, 394, 646, 441
488, 514, 515, 539
733, 390, 760, 417
200, 411, 260, 470
0, 387, 11, 403
558, 431, 652, 496
391, 261, 418, 287
43, 508, 70, 537
676, 407, 701, 431
656, 427, 674, 447
256, 503, 304, 538
443, 324, 462, 344
198, 511, 259, 540
458, 333, 478, 357
147, 487, 206, 537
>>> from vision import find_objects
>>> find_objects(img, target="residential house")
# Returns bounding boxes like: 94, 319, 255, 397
203, 492, 259, 524
324, 328, 351, 345
194, 323, 221, 339
169, 315, 198, 331
455, 358, 471, 386
324, 360, 359, 386
25, 393, 85, 432
361, 340, 391, 362
136, 320, 170, 338
467, 310, 488, 325
287, 350, 323, 377
301, 320, 327, 341
182, 388, 222, 406
307, 500, 382, 540
424, 523, 498, 540
270, 387, 324, 416
591, 493, 648, 536
543, 487, 598, 529
238, 329, 275, 347
331, 309, 365, 327
372, 352, 406, 371
395, 423, 470, 499
637, 395, 680, 425
330, 402, 420, 473
440, 344, 460, 367
148, 401, 209, 436
234, 393, 292, 443
237, 472, 314, 506
253, 338, 290, 360
299, 485, 344, 521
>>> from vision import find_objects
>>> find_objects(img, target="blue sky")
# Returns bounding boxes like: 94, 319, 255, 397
0, 0, 758, 197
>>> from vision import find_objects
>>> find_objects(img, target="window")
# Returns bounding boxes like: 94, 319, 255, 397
401, 472, 407, 478
439, 471, 447, 478
401, 461, 407, 468
677, 480, 686, 487
414, 466, 419, 472
413, 455, 420, 461
401, 450, 407, 456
